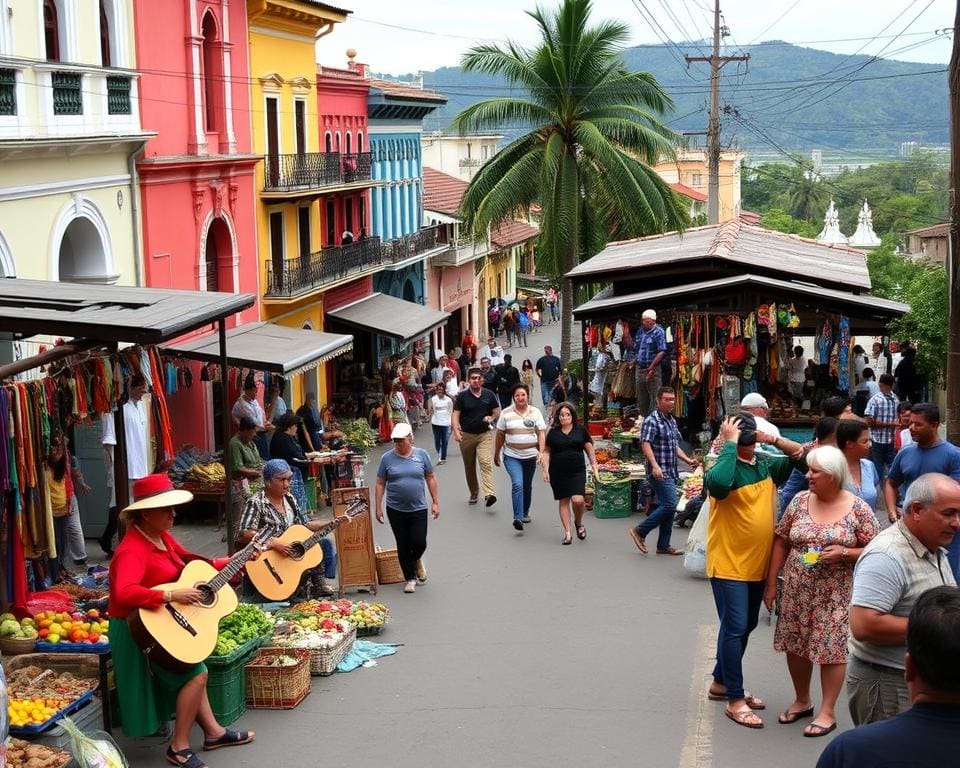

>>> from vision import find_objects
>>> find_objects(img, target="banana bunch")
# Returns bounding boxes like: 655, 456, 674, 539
188, 461, 226, 484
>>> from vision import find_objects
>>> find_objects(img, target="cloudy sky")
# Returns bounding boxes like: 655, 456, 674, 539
316, 0, 955, 75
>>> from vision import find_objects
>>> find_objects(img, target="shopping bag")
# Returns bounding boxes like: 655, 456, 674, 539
683, 496, 710, 579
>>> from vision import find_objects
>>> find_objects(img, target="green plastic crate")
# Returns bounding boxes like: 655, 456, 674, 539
206, 638, 260, 725
593, 478, 633, 518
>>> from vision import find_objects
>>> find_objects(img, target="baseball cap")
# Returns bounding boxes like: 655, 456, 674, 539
391, 423, 413, 439
740, 393, 769, 409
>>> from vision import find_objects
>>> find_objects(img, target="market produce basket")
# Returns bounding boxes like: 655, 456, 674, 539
245, 648, 311, 709
205, 637, 261, 726
375, 547, 404, 584
308, 624, 356, 676
593, 475, 633, 519
0, 635, 37, 655
4, 653, 100, 735
6, 737, 73, 768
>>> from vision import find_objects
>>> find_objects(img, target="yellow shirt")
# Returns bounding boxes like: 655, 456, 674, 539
46, 468, 68, 512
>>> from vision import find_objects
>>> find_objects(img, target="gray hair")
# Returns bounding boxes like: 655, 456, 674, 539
806, 445, 851, 489
904, 473, 954, 510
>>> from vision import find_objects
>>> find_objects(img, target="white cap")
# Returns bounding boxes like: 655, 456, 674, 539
390, 422, 413, 439
642, 309, 657, 320
740, 393, 769, 409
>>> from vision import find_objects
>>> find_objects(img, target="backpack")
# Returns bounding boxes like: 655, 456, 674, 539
518, 313, 530, 330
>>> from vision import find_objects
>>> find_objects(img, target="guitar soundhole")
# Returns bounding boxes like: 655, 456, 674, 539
289, 543, 306, 560
197, 584, 216, 606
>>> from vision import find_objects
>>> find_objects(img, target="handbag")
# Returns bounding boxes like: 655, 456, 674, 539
725, 337, 748, 365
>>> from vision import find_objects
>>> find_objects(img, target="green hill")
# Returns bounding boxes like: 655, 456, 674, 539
398, 41, 947, 153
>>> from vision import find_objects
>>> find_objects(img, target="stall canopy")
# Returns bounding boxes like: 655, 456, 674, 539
327, 292, 449, 343
164, 322, 354, 375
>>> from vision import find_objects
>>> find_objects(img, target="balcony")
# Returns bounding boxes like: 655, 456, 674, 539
261, 151, 374, 198
431, 235, 489, 267
458, 157, 482, 168
264, 225, 446, 299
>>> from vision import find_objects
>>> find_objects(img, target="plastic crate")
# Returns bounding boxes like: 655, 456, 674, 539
593, 478, 633, 518
30, 699, 103, 750
206, 639, 260, 726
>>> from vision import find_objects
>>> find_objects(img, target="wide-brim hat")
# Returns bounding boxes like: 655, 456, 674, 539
122, 473, 194, 515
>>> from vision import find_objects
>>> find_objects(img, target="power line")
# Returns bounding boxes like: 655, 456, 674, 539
747, 0, 804, 46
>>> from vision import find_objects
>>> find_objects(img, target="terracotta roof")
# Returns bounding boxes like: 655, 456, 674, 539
669, 182, 707, 202
299, 0, 351, 14
367, 78, 447, 104
739, 210, 762, 225
422, 167, 468, 216
906, 222, 949, 238
491, 220, 539, 249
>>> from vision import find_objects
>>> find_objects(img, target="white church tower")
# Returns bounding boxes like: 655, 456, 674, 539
848, 199, 882, 248
817, 199, 848, 244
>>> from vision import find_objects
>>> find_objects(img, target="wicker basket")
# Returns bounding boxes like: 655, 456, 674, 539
308, 624, 356, 676
245, 648, 311, 709
375, 547, 404, 584
0, 635, 37, 656
2, 652, 99, 685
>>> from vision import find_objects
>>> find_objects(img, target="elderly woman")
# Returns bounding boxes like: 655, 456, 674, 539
764, 446, 879, 737
836, 420, 880, 514
108, 474, 254, 768
238, 459, 337, 599
374, 422, 440, 594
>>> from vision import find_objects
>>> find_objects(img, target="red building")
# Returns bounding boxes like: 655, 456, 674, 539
134, 0, 260, 450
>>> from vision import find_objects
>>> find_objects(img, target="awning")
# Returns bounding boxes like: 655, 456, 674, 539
327, 292, 450, 343
164, 322, 353, 376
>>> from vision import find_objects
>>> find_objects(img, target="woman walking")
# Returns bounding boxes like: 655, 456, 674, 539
764, 446, 879, 737
494, 383, 547, 532
520, 359, 535, 391
428, 382, 453, 464
541, 402, 599, 544
374, 423, 440, 594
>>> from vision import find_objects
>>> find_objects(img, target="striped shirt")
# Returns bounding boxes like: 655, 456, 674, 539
865, 390, 899, 444
496, 405, 546, 460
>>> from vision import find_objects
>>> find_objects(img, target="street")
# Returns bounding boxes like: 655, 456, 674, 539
115, 321, 843, 768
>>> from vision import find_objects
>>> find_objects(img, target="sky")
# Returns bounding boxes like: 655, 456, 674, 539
316, 0, 956, 75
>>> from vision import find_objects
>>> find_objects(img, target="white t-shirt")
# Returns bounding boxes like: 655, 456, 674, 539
787, 356, 806, 384
430, 395, 453, 427
101, 399, 150, 479
900, 428, 913, 448
755, 415, 782, 440
232, 395, 265, 428
486, 345, 504, 366
444, 380, 459, 398
495, 405, 546, 460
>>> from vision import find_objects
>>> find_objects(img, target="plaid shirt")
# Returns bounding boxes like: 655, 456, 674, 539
238, 490, 308, 539
634, 323, 666, 367
640, 408, 681, 480
865, 390, 899, 445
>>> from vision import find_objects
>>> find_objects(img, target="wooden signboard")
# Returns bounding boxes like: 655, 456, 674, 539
333, 486, 377, 595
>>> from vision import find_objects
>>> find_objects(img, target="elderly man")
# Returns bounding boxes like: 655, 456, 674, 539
847, 473, 960, 726
633, 309, 667, 416
818, 585, 960, 768
738, 393, 781, 440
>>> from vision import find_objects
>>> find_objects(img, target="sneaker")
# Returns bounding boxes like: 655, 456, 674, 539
415, 559, 427, 583
485, 494, 497, 507
468, 495, 479, 504
521, 516, 532, 524
403, 580, 416, 593
513, 519, 524, 531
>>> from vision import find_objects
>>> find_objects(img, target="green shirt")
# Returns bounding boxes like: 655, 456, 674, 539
228, 435, 261, 475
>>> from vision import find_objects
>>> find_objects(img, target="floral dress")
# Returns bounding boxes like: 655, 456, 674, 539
773, 491, 879, 664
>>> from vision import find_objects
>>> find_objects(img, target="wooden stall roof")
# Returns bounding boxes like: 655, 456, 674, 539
573, 273, 909, 330
327, 292, 449, 343
0, 279, 254, 344
163, 322, 354, 375
566, 220, 872, 292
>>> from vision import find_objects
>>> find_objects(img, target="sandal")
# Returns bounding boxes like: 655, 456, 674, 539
778, 706, 814, 724
725, 708, 764, 729
562, 532, 572, 545
803, 721, 837, 738
166, 748, 207, 768
708, 689, 766, 710
202, 729, 255, 751
576, 523, 586, 540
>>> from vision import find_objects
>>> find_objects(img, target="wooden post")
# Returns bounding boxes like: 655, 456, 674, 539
581, 318, 589, 424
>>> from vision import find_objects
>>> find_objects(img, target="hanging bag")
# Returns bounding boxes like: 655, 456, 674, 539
724, 336, 748, 365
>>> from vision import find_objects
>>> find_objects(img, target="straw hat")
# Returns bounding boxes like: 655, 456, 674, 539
120, 474, 193, 521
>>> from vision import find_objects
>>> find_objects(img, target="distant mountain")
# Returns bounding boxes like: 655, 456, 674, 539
388, 41, 948, 154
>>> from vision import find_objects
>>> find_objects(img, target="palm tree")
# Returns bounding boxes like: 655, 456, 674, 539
454, 0, 686, 361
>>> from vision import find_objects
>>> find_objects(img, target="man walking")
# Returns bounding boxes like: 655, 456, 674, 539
494, 354, 521, 409
848, 473, 960, 725
865, 373, 899, 485
232, 375, 270, 458
634, 309, 667, 416
485, 336, 505, 367
452, 367, 501, 507
628, 387, 697, 556
494, 383, 546, 531
536, 345, 563, 408
546, 286, 559, 322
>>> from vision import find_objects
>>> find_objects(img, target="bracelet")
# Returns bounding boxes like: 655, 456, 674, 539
842, 547, 849, 561
163, 590, 172, 603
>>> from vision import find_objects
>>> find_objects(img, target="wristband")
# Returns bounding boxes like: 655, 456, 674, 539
164, 590, 173, 603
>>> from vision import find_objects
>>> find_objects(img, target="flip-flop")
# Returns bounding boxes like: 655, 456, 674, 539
166, 748, 207, 768
778, 706, 814, 724
725, 708, 764, 729
562, 532, 572, 545
203, 729, 255, 751
803, 721, 837, 738
576, 523, 586, 540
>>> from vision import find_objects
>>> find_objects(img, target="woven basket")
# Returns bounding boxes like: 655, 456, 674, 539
375, 547, 404, 584
0, 636, 37, 655
2, 652, 99, 683
308, 624, 356, 676
245, 648, 311, 709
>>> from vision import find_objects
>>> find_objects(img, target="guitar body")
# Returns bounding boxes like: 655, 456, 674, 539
244, 524, 324, 601
129, 560, 239, 671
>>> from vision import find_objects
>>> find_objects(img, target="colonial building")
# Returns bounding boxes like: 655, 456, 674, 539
0, 0, 148, 286
421, 132, 502, 182
653, 139, 744, 223
903, 222, 948, 267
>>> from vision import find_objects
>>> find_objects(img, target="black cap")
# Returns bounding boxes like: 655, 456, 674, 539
734, 411, 758, 446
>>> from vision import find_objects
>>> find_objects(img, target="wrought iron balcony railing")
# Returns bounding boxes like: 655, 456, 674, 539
381, 224, 442, 264
52, 72, 82, 115
263, 151, 373, 192
106, 76, 131, 115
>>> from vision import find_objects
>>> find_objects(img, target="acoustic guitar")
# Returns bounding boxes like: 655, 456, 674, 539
244, 494, 368, 601
127, 530, 270, 672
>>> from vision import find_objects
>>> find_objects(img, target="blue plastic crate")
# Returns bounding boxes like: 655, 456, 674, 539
9, 690, 95, 735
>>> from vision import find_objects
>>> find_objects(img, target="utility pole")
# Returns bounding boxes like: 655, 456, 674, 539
685, 1, 748, 224
947, 0, 960, 443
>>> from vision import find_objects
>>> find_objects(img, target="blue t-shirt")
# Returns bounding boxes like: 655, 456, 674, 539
816, 703, 960, 768
888, 441, 960, 488
846, 458, 879, 513
377, 447, 434, 512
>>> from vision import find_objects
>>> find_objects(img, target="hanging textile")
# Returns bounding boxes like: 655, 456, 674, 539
838, 316, 850, 392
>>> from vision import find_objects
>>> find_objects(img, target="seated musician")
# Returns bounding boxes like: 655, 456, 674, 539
108, 474, 254, 768
237, 459, 339, 599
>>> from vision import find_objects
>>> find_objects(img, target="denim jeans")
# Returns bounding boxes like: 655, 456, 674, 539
710, 578, 765, 701
319, 538, 337, 579
432, 424, 451, 460
540, 380, 557, 408
516, 327, 527, 346
635, 475, 678, 550
870, 441, 896, 485
503, 455, 537, 521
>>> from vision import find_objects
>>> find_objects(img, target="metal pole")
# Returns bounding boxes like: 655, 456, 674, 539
581, 318, 589, 425
707, 0, 721, 225
948, 0, 960, 443
219, 318, 235, 554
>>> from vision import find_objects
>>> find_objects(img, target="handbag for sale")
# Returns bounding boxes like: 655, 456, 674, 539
725, 337, 748, 365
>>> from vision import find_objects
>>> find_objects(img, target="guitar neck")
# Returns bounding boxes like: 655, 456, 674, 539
301, 499, 366, 549
207, 541, 260, 593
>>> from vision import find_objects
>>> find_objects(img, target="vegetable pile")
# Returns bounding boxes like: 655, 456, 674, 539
286, 599, 388, 631
213, 604, 273, 656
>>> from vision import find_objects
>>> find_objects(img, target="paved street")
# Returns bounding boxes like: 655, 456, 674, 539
113, 321, 846, 768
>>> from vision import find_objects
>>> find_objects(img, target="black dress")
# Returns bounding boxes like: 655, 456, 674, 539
545, 425, 592, 500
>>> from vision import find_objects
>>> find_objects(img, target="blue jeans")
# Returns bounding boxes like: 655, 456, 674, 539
503, 455, 537, 521
432, 424, 451, 460
541, 380, 557, 408
777, 468, 808, 520
710, 578, 765, 701
870, 441, 896, 485
319, 538, 337, 579
634, 475, 678, 550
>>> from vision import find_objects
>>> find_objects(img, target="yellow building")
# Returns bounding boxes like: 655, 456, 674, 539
653, 146, 745, 224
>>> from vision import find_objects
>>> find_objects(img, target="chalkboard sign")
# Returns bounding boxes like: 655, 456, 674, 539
333, 487, 377, 595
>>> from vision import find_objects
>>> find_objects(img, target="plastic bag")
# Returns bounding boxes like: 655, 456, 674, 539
60, 717, 129, 768
683, 496, 710, 579
336, 640, 398, 673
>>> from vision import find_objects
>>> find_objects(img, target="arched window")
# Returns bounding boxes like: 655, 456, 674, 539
335, 131, 341, 152
201, 12, 220, 132
356, 132, 363, 152
324, 131, 333, 153
99, 1, 110, 66
345, 132, 352, 155
43, 0, 60, 61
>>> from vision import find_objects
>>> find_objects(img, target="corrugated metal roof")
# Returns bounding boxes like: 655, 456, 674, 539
572, 273, 908, 321
567, 219, 872, 290
327, 292, 449, 343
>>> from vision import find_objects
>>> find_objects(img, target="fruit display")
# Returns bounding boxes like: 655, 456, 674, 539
682, 469, 704, 500
6, 697, 64, 728
5, 738, 72, 768
33, 608, 109, 645
285, 599, 388, 632
5, 666, 96, 701
0, 613, 38, 642
213, 603, 273, 656
188, 460, 226, 485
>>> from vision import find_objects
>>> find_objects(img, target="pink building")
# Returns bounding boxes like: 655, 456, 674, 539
134, 0, 260, 450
